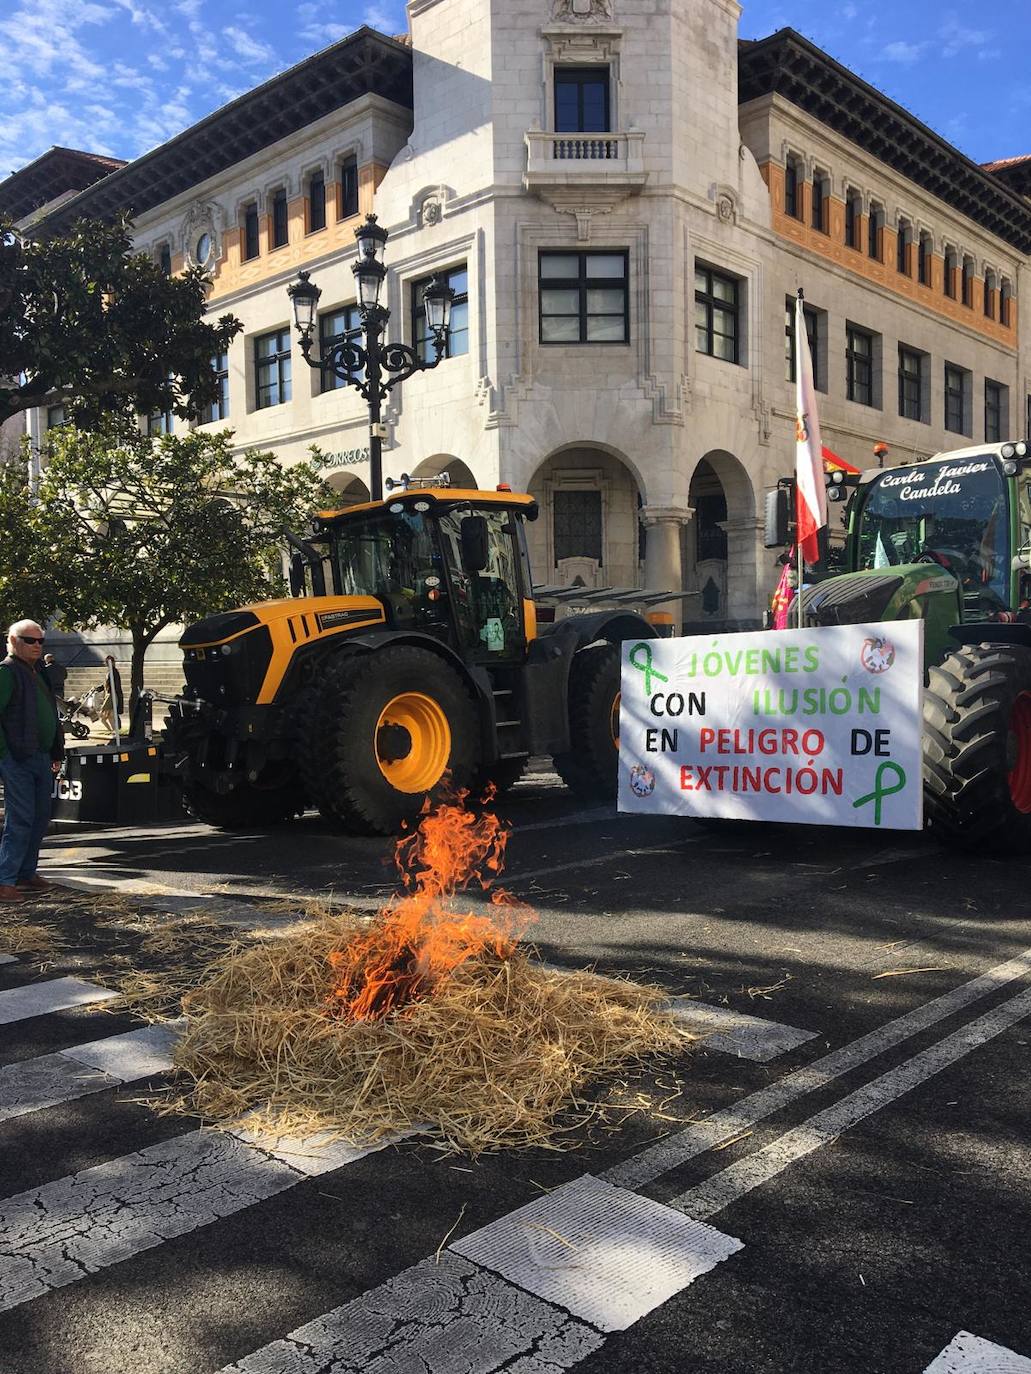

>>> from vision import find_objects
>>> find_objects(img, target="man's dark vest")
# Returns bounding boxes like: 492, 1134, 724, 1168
0, 657, 56, 761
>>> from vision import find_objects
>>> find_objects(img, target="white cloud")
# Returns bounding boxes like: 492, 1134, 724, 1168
223, 25, 275, 65
880, 40, 928, 64
939, 15, 993, 58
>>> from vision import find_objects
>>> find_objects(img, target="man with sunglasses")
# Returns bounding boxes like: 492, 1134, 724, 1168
0, 620, 65, 902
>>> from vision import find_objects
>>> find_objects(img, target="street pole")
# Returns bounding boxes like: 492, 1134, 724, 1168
365, 308, 384, 502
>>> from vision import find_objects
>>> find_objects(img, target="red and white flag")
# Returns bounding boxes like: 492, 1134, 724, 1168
794, 293, 827, 564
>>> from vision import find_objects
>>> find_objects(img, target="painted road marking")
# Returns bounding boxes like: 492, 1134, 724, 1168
668, 998, 817, 1061
0, 954, 16, 965
451, 1174, 741, 1332
669, 983, 1031, 1219
220, 1252, 605, 1374
0, 1023, 182, 1123
0, 976, 117, 1027
0, 1126, 406, 1312
605, 947, 1031, 1189
924, 1330, 1031, 1371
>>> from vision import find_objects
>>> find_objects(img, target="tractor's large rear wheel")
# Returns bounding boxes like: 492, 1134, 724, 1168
182, 775, 303, 830
302, 646, 480, 835
923, 642, 1031, 853
553, 642, 621, 801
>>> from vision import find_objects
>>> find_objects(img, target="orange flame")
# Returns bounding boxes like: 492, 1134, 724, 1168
329, 791, 536, 1021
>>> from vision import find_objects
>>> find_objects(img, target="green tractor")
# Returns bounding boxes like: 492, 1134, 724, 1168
768, 440, 1031, 853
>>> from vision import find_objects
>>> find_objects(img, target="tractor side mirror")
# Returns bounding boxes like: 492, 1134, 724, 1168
765, 487, 791, 548
288, 551, 306, 597
460, 515, 489, 572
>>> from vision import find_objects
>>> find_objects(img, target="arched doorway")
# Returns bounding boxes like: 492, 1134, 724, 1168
684, 450, 760, 629
411, 455, 478, 489
526, 446, 645, 599
326, 472, 371, 507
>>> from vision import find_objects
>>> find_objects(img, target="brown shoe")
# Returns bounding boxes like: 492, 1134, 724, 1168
0, 885, 26, 903
18, 876, 52, 891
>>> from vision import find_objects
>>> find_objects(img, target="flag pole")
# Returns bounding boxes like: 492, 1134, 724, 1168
796, 288, 805, 630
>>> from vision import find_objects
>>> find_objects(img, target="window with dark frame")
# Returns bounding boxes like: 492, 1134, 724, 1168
984, 273, 996, 319
962, 258, 973, 306
944, 249, 957, 298
147, 408, 172, 436
918, 234, 932, 286
413, 264, 469, 361
308, 172, 326, 233
271, 190, 288, 249
945, 363, 967, 434
985, 379, 1005, 443
243, 204, 259, 260
868, 205, 881, 260
46, 404, 66, 429
845, 324, 874, 406
845, 191, 861, 249
784, 158, 801, 220
897, 220, 910, 275
319, 304, 363, 392
811, 173, 826, 232
255, 328, 292, 409
553, 489, 603, 565
204, 352, 229, 423
898, 345, 925, 421
339, 157, 358, 219
695, 264, 740, 364
554, 66, 610, 133
538, 251, 628, 346
158, 243, 171, 276
785, 297, 821, 390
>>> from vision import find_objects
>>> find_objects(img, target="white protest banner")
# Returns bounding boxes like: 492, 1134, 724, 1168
618, 621, 923, 830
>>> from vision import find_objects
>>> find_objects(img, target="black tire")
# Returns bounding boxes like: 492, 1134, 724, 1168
474, 756, 527, 800
552, 642, 621, 800
923, 642, 1031, 854
300, 645, 480, 836
67, 720, 90, 739
182, 777, 304, 829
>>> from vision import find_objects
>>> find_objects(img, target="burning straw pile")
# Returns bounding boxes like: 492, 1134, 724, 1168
172, 799, 684, 1153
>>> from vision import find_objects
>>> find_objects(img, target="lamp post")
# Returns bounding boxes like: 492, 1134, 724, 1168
287, 214, 454, 501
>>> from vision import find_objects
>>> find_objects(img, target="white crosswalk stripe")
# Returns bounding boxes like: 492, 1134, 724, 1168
0, 954, 17, 965
0, 1022, 181, 1123
667, 997, 817, 1061
924, 1330, 1031, 1371
0, 975, 117, 1025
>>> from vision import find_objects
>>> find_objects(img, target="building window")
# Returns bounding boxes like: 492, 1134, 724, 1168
985, 379, 1007, 443
308, 172, 326, 233
204, 352, 229, 423
1001, 279, 1013, 327
271, 189, 288, 249
46, 404, 66, 429
147, 408, 172, 436
538, 251, 628, 345
944, 363, 971, 436
339, 156, 359, 219
784, 156, 802, 220
553, 489, 603, 565
944, 248, 957, 298
255, 328, 292, 408
319, 305, 362, 391
898, 345, 925, 422
554, 66, 610, 133
413, 264, 469, 361
158, 243, 171, 276
897, 218, 911, 275
811, 171, 827, 232
243, 204, 259, 261
918, 232, 932, 286
984, 270, 996, 319
962, 257, 974, 307
785, 297, 821, 390
845, 189, 861, 249
867, 203, 882, 260
695, 264, 740, 363
845, 325, 874, 406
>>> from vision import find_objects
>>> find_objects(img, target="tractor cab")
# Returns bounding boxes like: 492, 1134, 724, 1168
294, 480, 540, 663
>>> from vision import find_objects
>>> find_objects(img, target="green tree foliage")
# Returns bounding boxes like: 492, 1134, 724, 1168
30, 427, 337, 702
0, 450, 60, 631
0, 216, 240, 429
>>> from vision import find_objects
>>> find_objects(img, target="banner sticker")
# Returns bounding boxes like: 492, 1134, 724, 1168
618, 621, 924, 830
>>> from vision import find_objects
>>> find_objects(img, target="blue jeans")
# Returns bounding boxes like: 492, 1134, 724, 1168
0, 752, 53, 886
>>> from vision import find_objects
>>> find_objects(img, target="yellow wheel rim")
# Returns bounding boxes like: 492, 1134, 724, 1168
375, 692, 451, 793
610, 690, 621, 749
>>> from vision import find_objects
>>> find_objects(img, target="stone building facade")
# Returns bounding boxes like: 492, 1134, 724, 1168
7, 3, 1031, 645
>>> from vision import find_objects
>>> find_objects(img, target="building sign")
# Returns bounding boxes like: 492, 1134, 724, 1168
618, 622, 923, 830
316, 446, 370, 469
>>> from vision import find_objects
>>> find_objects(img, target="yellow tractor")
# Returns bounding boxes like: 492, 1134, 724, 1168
164, 479, 666, 833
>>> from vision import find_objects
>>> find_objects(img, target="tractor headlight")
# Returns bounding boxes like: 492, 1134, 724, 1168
221, 644, 232, 656
1002, 443, 1016, 459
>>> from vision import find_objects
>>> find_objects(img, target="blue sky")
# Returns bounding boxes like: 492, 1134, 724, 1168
1, 0, 1027, 180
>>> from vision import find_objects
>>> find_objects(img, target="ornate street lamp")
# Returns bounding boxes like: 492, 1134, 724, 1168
288, 213, 454, 501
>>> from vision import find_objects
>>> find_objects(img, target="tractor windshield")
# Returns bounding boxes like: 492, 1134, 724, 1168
333, 508, 440, 599
856, 456, 1009, 606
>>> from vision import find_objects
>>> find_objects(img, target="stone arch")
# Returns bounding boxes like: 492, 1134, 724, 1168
524, 444, 645, 604
410, 455, 478, 489
684, 449, 759, 629
326, 471, 371, 506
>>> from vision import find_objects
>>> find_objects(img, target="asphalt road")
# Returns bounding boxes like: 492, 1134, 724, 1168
1, 767, 1029, 1374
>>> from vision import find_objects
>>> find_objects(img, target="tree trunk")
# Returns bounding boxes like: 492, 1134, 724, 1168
129, 622, 165, 717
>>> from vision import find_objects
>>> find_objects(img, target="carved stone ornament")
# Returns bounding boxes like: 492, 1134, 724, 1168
180, 200, 223, 270
717, 195, 735, 224
551, 0, 612, 20
415, 185, 450, 228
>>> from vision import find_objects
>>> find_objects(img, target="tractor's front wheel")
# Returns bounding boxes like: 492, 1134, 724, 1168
923, 642, 1031, 853
302, 646, 480, 835
553, 642, 621, 800
182, 777, 304, 830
